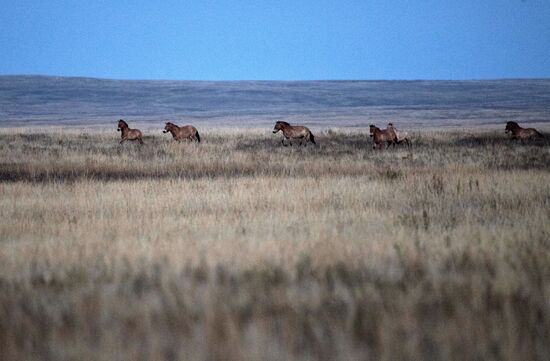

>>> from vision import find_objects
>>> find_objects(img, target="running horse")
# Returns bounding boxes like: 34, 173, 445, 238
117, 119, 143, 144
272, 121, 316, 146
505, 121, 542, 141
369, 124, 397, 149
163, 122, 201, 142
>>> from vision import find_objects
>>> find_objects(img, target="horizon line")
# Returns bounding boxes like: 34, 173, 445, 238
1, 73, 550, 83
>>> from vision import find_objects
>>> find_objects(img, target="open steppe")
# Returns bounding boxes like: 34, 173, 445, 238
2, 76, 550, 128
1, 127, 549, 360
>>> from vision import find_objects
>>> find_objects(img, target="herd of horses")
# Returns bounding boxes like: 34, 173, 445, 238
117, 119, 543, 148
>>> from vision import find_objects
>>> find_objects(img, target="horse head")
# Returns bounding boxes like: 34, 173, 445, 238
163, 122, 175, 134
273, 121, 290, 134
505, 121, 519, 134
117, 119, 128, 132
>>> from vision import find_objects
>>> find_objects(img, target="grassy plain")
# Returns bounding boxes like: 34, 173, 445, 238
0, 127, 549, 360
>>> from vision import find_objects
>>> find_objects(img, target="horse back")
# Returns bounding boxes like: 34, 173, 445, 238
124, 128, 142, 140
374, 128, 396, 143
519, 128, 540, 139
287, 125, 310, 137
132, 129, 143, 139
177, 125, 196, 138
167, 125, 197, 140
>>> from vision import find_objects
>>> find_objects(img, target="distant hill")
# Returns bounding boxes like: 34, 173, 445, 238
1, 76, 549, 128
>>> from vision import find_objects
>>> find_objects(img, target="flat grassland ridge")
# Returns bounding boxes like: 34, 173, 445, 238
0, 128, 549, 360
2, 76, 550, 128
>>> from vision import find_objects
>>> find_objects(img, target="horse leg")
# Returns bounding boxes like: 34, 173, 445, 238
120, 137, 126, 144
138, 137, 144, 145
282, 138, 287, 147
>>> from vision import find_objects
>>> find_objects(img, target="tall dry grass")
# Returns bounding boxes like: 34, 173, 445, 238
0, 127, 549, 360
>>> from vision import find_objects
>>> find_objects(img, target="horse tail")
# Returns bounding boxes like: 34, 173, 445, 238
309, 131, 316, 145
195, 130, 201, 143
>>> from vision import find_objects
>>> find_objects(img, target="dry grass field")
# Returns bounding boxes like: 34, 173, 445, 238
0, 127, 549, 360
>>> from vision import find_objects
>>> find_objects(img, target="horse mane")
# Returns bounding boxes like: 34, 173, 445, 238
506, 121, 520, 128
276, 121, 291, 127
118, 119, 129, 128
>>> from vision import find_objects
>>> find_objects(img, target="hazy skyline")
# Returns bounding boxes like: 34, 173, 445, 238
1, 0, 549, 80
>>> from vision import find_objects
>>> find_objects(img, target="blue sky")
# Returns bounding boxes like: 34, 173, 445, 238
1, 0, 549, 80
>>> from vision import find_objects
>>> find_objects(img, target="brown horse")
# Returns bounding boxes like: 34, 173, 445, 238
387, 122, 411, 146
272, 121, 316, 146
505, 121, 542, 140
117, 119, 143, 144
163, 122, 201, 142
369, 124, 397, 149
